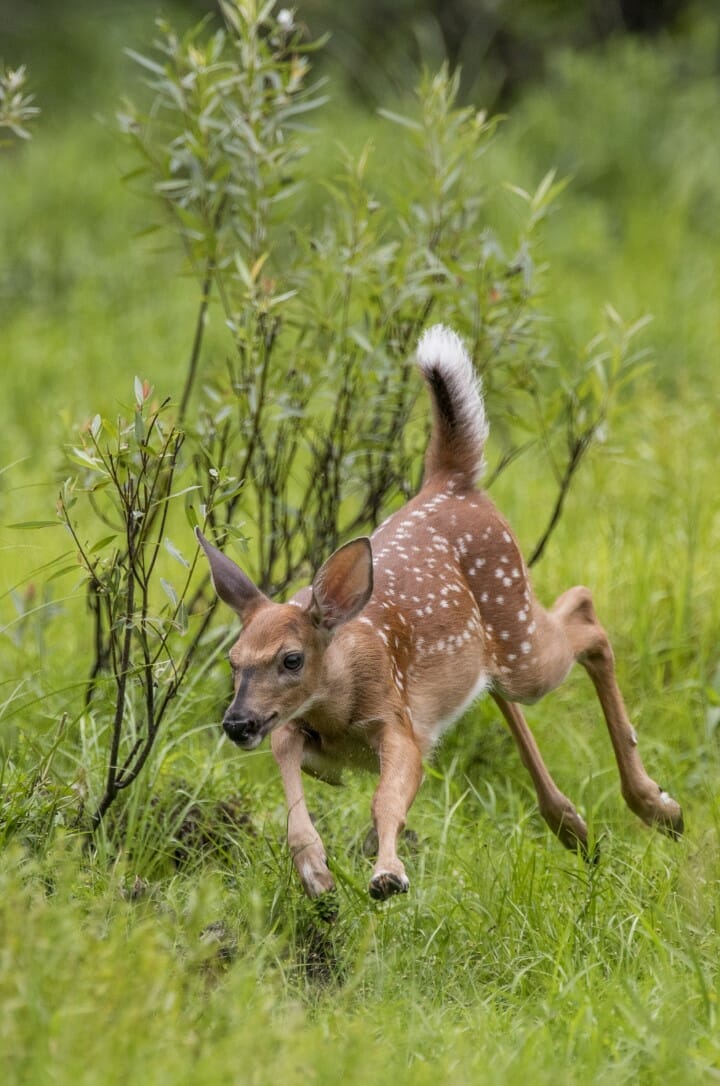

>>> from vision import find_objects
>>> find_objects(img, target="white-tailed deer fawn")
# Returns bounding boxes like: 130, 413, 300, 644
197, 325, 683, 901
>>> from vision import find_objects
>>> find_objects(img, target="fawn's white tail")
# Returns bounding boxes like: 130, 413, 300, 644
416, 324, 489, 485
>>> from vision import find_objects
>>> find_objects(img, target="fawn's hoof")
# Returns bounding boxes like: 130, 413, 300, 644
369, 870, 410, 901
562, 831, 600, 866
549, 803, 594, 861
297, 854, 335, 899
654, 789, 684, 840
560, 822, 600, 865
565, 831, 600, 866
628, 785, 684, 841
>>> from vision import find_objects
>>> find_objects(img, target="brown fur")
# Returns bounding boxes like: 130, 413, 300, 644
197, 326, 683, 901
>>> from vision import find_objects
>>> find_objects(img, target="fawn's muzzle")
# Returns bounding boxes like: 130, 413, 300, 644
222, 710, 276, 749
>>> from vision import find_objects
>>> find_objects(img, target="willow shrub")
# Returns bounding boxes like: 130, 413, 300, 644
45, 0, 649, 834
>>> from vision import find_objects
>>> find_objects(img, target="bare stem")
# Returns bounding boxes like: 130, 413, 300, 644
528, 431, 594, 567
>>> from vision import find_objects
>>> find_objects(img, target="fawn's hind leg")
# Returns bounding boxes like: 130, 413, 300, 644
551, 586, 684, 838
491, 692, 591, 856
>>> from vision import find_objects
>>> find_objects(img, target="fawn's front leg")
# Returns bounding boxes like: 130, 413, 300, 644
271, 723, 335, 898
369, 720, 424, 901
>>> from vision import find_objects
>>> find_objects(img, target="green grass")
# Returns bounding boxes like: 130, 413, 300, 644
1, 6, 720, 1084
2, 780, 719, 1084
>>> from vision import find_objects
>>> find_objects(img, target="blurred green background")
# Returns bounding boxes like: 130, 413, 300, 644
2, 0, 718, 471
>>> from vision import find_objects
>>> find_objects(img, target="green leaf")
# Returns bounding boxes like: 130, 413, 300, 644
89, 534, 119, 554
160, 578, 179, 607
8, 520, 59, 530
377, 108, 423, 132
266, 289, 298, 308
164, 538, 190, 568
134, 410, 145, 445
68, 448, 104, 471
184, 497, 199, 531
46, 563, 84, 583
124, 48, 166, 76
503, 182, 531, 203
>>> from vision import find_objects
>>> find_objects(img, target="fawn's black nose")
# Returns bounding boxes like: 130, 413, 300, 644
223, 712, 262, 747
222, 710, 276, 748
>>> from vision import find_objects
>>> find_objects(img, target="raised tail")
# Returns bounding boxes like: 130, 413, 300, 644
416, 324, 489, 487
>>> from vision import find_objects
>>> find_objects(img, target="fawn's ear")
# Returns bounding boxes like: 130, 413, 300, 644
310, 537, 373, 631
195, 528, 269, 622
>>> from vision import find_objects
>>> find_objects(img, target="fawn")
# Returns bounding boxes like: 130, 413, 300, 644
197, 325, 683, 901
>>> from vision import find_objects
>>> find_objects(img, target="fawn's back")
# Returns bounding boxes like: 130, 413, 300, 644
358, 475, 548, 753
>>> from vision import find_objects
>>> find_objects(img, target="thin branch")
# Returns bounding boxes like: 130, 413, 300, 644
91, 564, 135, 830
528, 430, 595, 568
179, 253, 215, 423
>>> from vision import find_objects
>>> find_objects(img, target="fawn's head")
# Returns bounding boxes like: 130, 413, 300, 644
196, 529, 373, 748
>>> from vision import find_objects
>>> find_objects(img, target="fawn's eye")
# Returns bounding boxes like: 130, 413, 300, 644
282, 651, 305, 673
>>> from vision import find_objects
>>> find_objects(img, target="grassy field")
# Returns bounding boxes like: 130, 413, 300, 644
1, 4, 720, 1083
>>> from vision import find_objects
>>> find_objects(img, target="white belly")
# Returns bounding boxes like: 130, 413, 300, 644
408, 660, 490, 752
